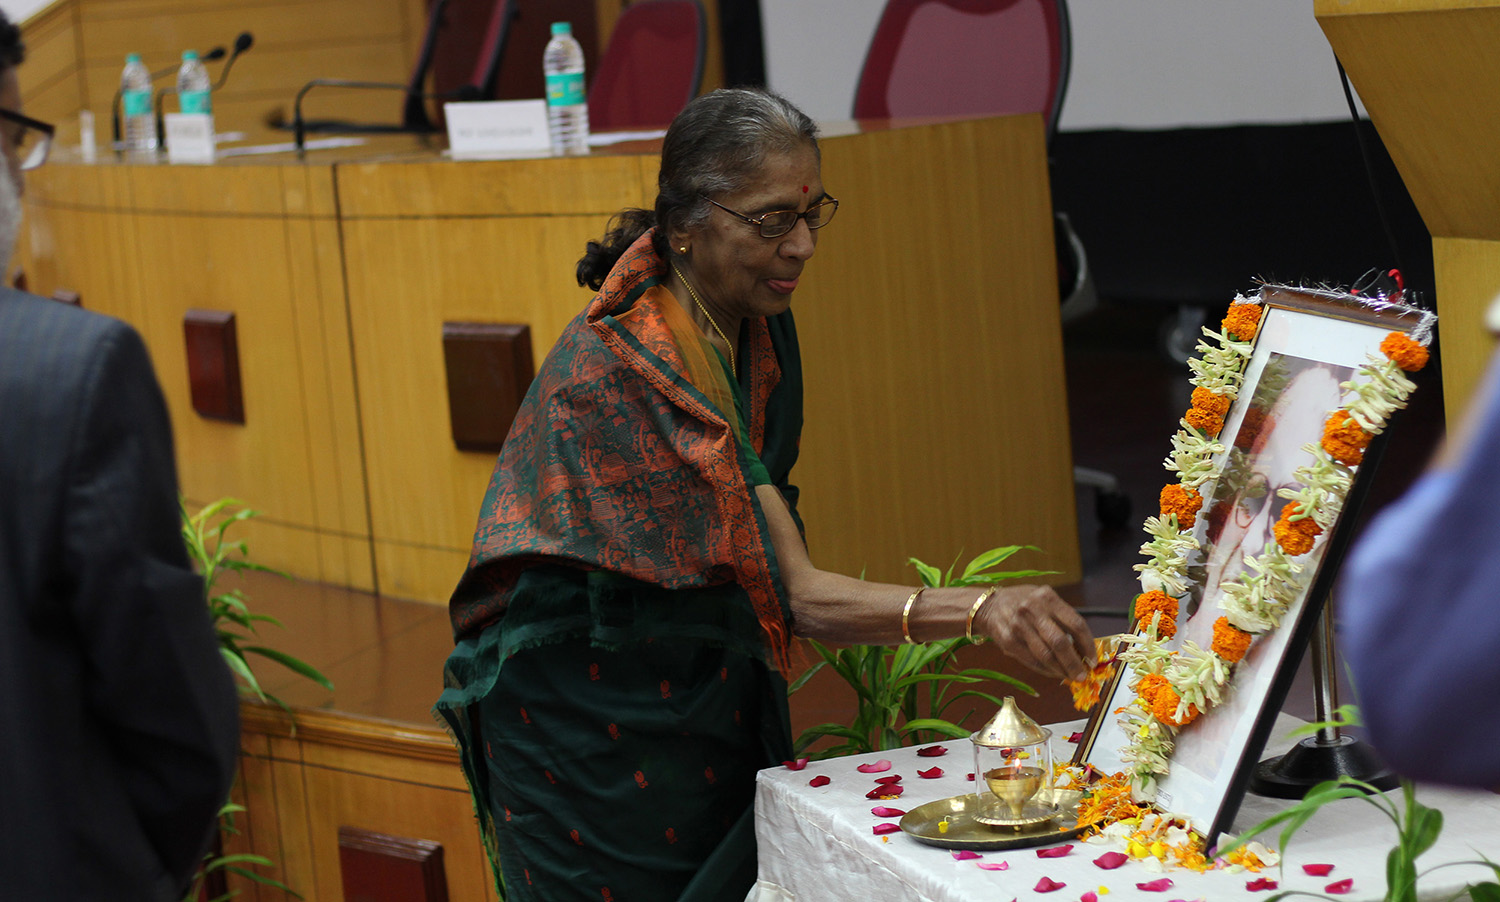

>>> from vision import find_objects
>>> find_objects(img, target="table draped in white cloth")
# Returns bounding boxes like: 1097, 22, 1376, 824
753, 715, 1500, 902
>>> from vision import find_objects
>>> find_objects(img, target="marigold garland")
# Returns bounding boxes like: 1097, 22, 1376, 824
1109, 291, 1434, 803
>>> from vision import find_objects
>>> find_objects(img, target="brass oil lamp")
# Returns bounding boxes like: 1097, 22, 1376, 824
971, 696, 1057, 828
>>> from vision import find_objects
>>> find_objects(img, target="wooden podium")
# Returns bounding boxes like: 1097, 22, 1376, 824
1318, 0, 1500, 416
17, 114, 1081, 606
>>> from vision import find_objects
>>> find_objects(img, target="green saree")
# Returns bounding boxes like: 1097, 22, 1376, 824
436, 230, 804, 901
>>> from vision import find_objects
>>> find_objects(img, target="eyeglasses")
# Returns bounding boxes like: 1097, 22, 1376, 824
0, 108, 55, 171
701, 194, 839, 238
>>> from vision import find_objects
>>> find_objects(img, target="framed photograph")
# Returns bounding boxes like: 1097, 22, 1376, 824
1073, 284, 1434, 844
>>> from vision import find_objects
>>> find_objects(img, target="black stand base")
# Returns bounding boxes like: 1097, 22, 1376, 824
1249, 735, 1399, 799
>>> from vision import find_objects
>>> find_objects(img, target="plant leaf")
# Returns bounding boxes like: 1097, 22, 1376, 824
241, 646, 334, 690
907, 557, 943, 588
899, 718, 973, 739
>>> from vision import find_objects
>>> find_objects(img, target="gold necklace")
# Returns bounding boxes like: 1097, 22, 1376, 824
671, 262, 736, 377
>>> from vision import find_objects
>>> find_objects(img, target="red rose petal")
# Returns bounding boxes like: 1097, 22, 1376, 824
1033, 876, 1066, 893
872, 823, 901, 835
1326, 879, 1354, 895
808, 775, 830, 787
1246, 878, 1279, 891
1092, 851, 1128, 869
1036, 844, 1073, 858
1136, 878, 1174, 892
1082, 893, 1098, 902
977, 861, 1009, 871
782, 758, 808, 770
1302, 864, 1335, 877
857, 759, 893, 773
1068, 731, 1084, 743
966, 773, 976, 781
870, 806, 905, 817
866, 784, 905, 799
917, 745, 948, 757
951, 850, 981, 861
917, 766, 944, 779
874, 774, 904, 785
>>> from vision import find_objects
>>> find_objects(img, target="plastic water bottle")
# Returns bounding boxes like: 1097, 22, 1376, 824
120, 53, 156, 154
176, 50, 211, 114
543, 22, 589, 155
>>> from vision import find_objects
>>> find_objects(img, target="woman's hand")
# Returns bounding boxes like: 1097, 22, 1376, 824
978, 585, 1094, 682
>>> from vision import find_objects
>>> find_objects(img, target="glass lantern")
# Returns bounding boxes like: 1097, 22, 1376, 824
971, 696, 1057, 828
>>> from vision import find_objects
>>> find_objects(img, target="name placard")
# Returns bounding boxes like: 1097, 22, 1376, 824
444, 100, 551, 159
164, 113, 216, 165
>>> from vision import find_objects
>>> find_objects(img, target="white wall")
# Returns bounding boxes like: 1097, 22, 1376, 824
764, 0, 1366, 130
5, 1, 51, 26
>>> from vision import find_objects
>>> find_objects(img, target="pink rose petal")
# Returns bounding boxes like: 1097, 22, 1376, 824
872, 823, 901, 835
857, 759, 893, 773
1093, 851, 1128, 869
1136, 878, 1174, 892
1246, 878, 1279, 892
977, 861, 1010, 871
808, 775, 830, 787
874, 774, 903, 785
870, 806, 905, 817
917, 745, 948, 757
1033, 876, 1067, 893
917, 766, 944, 779
967, 773, 976, 781
1082, 893, 1098, 902
866, 784, 905, 799
1326, 879, 1354, 895
1068, 731, 1084, 743
1036, 844, 1073, 858
951, 850, 981, 861
782, 758, 808, 770
1302, 864, 1335, 877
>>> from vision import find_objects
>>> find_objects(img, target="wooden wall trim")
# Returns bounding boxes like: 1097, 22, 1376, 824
241, 702, 458, 764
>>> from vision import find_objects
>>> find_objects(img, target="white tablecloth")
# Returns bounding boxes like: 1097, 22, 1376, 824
754, 716, 1500, 901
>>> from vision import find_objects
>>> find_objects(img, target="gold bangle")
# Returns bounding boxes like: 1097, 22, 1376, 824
966, 588, 998, 643
901, 588, 924, 644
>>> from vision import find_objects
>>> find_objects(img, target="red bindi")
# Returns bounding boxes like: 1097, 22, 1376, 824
802, 185, 809, 193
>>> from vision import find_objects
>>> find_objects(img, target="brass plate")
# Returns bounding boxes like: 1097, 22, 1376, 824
899, 792, 1087, 851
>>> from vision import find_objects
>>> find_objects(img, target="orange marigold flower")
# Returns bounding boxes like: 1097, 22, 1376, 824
1322, 411, 1371, 465
1272, 510, 1321, 555
1184, 406, 1225, 436
1222, 304, 1263, 341
1380, 332, 1430, 372
1191, 386, 1232, 417
1136, 673, 1171, 708
1134, 591, 1179, 637
1149, 685, 1199, 726
1159, 483, 1205, 529
1211, 616, 1253, 663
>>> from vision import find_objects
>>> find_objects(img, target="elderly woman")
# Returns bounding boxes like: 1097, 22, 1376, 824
436, 88, 1094, 902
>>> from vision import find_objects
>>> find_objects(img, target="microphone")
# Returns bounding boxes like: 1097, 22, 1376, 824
212, 33, 255, 91
112, 55, 214, 148
289, 82, 481, 155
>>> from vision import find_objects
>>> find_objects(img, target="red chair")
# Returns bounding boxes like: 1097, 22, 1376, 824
852, 0, 1070, 143
588, 0, 706, 131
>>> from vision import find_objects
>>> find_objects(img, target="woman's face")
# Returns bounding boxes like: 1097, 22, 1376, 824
677, 143, 825, 321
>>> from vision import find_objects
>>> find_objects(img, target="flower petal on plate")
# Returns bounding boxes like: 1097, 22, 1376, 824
917, 745, 948, 757
951, 850, 981, 861
1246, 878, 1278, 891
917, 766, 944, 779
1136, 878, 1174, 892
1033, 876, 1066, 893
1093, 851, 1128, 869
870, 806, 905, 817
1036, 844, 1073, 858
866, 785, 905, 799
782, 758, 808, 770
874, 774, 904, 785
977, 861, 1010, 871
857, 759, 893, 773
1326, 879, 1354, 895
872, 823, 901, 835
808, 775, 830, 788
1302, 864, 1334, 877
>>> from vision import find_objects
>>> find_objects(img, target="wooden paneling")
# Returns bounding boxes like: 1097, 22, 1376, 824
1434, 237, 1500, 413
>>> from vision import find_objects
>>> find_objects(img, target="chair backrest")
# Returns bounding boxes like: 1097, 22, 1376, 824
852, 0, 1070, 143
403, 0, 518, 130
588, 0, 706, 131
401, 0, 454, 129
469, 0, 520, 99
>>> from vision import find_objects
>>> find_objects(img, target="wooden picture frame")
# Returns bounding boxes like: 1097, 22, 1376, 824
1074, 284, 1434, 844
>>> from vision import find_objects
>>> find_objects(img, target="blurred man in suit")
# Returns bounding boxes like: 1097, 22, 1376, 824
0, 11, 241, 899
